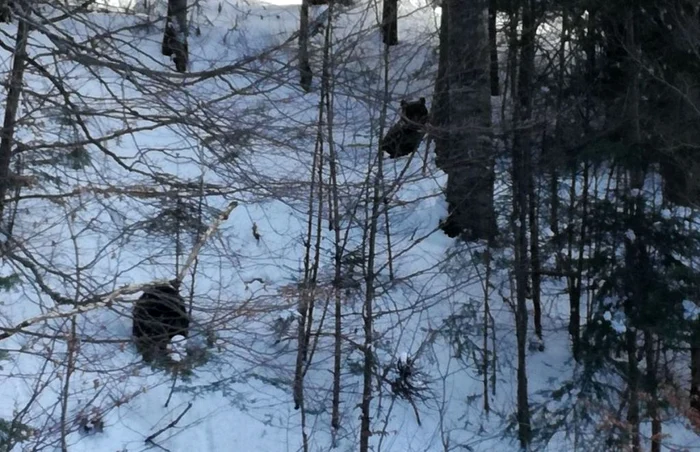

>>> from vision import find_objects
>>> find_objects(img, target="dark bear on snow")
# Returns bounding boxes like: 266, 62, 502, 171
132, 282, 190, 362
381, 97, 429, 159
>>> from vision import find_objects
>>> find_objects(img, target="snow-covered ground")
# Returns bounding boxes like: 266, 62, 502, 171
0, 1, 698, 451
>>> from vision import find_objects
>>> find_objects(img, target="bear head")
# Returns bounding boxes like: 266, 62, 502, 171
400, 97, 428, 125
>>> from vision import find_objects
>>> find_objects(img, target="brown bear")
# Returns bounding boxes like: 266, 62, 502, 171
381, 97, 429, 159
132, 282, 190, 362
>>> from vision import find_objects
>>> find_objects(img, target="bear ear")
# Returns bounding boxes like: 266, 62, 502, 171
400, 99, 407, 107
419, 97, 426, 105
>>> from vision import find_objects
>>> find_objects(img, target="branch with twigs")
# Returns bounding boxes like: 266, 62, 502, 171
0, 200, 238, 342
144, 402, 193, 445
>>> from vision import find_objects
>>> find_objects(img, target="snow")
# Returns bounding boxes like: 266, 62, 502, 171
683, 300, 700, 321
0, 1, 697, 451
168, 334, 188, 362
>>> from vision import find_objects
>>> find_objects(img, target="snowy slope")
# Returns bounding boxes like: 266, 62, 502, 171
0, 1, 698, 452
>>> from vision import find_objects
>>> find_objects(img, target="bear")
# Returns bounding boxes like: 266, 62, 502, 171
0, 1, 12, 23
132, 281, 190, 362
381, 97, 429, 159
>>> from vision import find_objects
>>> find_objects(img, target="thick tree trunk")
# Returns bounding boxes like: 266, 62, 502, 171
439, 0, 496, 241
162, 0, 188, 73
0, 1, 29, 222
381, 0, 398, 46
299, 0, 312, 92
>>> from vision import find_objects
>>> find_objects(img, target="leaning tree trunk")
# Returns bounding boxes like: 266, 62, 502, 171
439, 0, 496, 241
0, 0, 29, 222
381, 0, 398, 46
162, 0, 188, 73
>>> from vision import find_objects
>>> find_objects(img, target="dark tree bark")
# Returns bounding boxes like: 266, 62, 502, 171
432, 3, 450, 169
623, 191, 648, 452
0, 0, 29, 222
299, 0, 312, 92
625, 327, 641, 452
439, 0, 496, 241
488, 0, 499, 96
511, 0, 535, 445
162, 0, 189, 73
549, 6, 568, 253
521, 0, 541, 343
692, 324, 700, 413
644, 331, 661, 452
381, 0, 398, 46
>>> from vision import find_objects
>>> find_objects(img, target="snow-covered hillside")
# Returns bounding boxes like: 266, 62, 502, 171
0, 1, 698, 451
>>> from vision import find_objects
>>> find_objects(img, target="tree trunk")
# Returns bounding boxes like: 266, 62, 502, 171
623, 9, 644, 189
511, 0, 535, 445
626, 327, 640, 452
488, 0, 499, 96
623, 195, 646, 452
439, 0, 496, 241
528, 168, 542, 347
432, 3, 450, 169
549, 7, 568, 253
691, 323, 700, 413
644, 331, 661, 452
0, 0, 29, 222
162, 0, 188, 73
520, 0, 541, 342
299, 0, 312, 92
381, 0, 398, 46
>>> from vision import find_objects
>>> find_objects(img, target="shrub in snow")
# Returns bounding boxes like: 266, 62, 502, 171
0, 417, 34, 449
77, 408, 104, 436
272, 308, 299, 345
389, 353, 429, 402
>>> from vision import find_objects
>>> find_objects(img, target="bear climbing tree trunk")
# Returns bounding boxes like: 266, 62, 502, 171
381, 0, 398, 46
162, 0, 189, 73
0, 0, 12, 22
